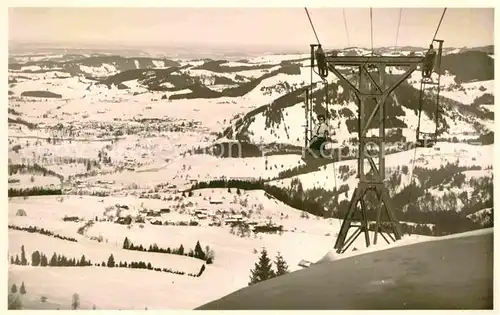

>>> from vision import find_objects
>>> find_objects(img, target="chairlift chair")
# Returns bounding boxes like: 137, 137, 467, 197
415, 39, 444, 149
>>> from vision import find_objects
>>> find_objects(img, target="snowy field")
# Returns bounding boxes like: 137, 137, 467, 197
8, 191, 437, 309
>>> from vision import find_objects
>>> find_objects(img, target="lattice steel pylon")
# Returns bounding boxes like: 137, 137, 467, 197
322, 54, 424, 254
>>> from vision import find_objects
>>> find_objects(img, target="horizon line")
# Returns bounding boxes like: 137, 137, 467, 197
8, 40, 495, 50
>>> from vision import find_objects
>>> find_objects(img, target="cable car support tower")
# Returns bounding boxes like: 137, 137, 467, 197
303, 8, 447, 254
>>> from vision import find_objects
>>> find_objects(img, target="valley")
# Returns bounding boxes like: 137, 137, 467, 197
7, 45, 494, 310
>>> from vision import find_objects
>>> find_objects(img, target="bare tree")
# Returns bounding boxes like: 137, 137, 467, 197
71, 293, 80, 310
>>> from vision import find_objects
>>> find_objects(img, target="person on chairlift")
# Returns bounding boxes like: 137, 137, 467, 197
422, 44, 436, 78
307, 114, 329, 156
315, 45, 328, 78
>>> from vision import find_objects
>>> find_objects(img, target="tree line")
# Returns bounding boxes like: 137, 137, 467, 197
123, 237, 215, 264
9, 225, 77, 242
9, 245, 206, 278
10, 246, 92, 267
8, 187, 62, 197
101, 253, 206, 278
8, 163, 63, 180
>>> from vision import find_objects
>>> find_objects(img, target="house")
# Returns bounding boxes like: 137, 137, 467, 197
215, 209, 230, 216
207, 211, 218, 218
196, 213, 208, 220
63, 216, 80, 222
228, 214, 244, 221
224, 218, 245, 225
194, 209, 208, 215
253, 223, 283, 234
115, 216, 132, 225
210, 200, 223, 205
146, 210, 161, 217
135, 216, 145, 223
298, 259, 312, 268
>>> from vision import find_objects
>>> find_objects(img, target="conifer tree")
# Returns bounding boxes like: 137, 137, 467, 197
123, 237, 130, 249
50, 253, 58, 266
11, 284, 17, 294
20, 246, 27, 265
31, 251, 41, 266
248, 248, 275, 285
274, 252, 289, 276
20, 282, 26, 295
107, 254, 115, 268
79, 255, 87, 267
40, 254, 48, 267
194, 241, 205, 260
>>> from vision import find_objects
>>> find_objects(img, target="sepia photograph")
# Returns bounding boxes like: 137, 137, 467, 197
7, 4, 494, 310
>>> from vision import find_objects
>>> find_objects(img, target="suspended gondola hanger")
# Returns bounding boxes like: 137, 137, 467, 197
407, 8, 447, 208
415, 39, 444, 149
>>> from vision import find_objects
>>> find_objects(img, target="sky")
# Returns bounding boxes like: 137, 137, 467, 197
8, 7, 494, 49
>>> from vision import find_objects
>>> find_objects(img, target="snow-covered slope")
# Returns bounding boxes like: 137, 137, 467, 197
198, 228, 493, 310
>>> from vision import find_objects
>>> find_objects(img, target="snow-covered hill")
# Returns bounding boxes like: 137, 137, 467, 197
197, 228, 493, 310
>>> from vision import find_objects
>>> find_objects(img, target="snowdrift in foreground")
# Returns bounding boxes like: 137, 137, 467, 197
197, 228, 493, 310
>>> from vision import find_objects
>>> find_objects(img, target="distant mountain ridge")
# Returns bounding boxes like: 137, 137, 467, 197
9, 44, 494, 61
